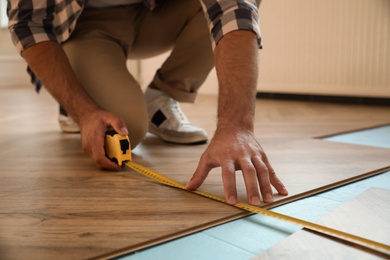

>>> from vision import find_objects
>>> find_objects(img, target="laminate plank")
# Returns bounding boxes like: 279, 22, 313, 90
254, 188, 390, 259
0, 85, 390, 259
145, 139, 390, 206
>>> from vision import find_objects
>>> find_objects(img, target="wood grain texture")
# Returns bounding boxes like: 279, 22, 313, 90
0, 84, 390, 259
254, 188, 390, 259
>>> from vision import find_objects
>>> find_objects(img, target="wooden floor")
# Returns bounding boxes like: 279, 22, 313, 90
1, 84, 390, 259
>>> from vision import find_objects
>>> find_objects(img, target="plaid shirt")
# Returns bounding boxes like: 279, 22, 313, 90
7, 0, 261, 89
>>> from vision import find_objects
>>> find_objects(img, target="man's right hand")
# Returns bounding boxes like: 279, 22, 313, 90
78, 109, 129, 171
22, 41, 128, 170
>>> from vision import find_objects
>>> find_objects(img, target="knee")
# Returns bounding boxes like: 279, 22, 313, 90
123, 109, 149, 149
128, 123, 148, 149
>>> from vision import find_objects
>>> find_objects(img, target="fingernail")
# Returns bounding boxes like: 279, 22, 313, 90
121, 127, 128, 135
265, 193, 274, 202
227, 196, 237, 205
251, 196, 261, 205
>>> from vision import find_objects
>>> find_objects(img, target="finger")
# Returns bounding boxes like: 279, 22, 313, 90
93, 142, 122, 171
93, 127, 121, 171
185, 155, 213, 190
269, 170, 288, 195
95, 156, 122, 171
252, 156, 274, 203
111, 117, 128, 136
221, 161, 238, 205
240, 159, 261, 205
261, 154, 288, 196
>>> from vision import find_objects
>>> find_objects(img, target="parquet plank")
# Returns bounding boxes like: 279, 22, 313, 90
254, 188, 390, 259
0, 85, 389, 259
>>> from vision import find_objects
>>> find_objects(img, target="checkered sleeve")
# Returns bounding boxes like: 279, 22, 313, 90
200, 0, 262, 50
7, 0, 83, 54
7, 0, 58, 53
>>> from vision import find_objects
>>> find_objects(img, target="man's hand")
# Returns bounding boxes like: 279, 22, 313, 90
186, 129, 288, 205
78, 109, 128, 171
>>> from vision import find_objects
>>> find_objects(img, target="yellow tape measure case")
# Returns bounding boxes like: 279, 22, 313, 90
104, 130, 132, 166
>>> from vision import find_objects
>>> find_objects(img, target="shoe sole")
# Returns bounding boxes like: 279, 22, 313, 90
149, 124, 208, 145
60, 125, 80, 133
58, 115, 80, 133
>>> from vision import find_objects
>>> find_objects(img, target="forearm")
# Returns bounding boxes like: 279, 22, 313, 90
22, 41, 99, 125
214, 30, 258, 133
189, 30, 288, 203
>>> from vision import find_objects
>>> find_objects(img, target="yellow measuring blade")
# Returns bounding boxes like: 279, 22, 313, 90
125, 160, 390, 256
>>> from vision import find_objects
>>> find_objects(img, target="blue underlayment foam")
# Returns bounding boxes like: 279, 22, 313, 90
324, 125, 390, 149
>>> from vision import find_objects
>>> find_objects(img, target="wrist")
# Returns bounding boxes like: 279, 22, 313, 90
67, 101, 100, 127
216, 117, 254, 133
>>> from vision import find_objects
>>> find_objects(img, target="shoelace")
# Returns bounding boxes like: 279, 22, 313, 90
164, 97, 190, 125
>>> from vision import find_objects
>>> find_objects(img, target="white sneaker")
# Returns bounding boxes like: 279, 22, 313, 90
147, 93, 208, 144
58, 107, 80, 133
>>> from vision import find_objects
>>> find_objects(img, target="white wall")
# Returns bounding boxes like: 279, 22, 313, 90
0, 29, 30, 87
3, 0, 389, 98
0, 1, 7, 28
258, 0, 390, 98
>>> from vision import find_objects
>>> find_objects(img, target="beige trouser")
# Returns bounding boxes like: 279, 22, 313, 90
62, 0, 214, 147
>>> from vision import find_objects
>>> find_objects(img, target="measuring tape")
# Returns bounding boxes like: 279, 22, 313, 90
105, 131, 390, 256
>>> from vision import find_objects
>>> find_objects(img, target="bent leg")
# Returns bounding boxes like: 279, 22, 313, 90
62, 10, 148, 147
131, 0, 214, 103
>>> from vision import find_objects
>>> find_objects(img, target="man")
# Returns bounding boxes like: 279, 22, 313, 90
7, 0, 288, 205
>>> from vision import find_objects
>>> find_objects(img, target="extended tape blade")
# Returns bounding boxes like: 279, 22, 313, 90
124, 161, 390, 256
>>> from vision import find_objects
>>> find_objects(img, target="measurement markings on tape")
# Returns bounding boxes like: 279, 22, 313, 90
125, 161, 390, 256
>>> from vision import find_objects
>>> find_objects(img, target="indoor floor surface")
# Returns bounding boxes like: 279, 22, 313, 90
0, 84, 389, 259
120, 126, 390, 260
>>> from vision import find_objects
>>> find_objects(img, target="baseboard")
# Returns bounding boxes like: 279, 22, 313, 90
256, 92, 390, 106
